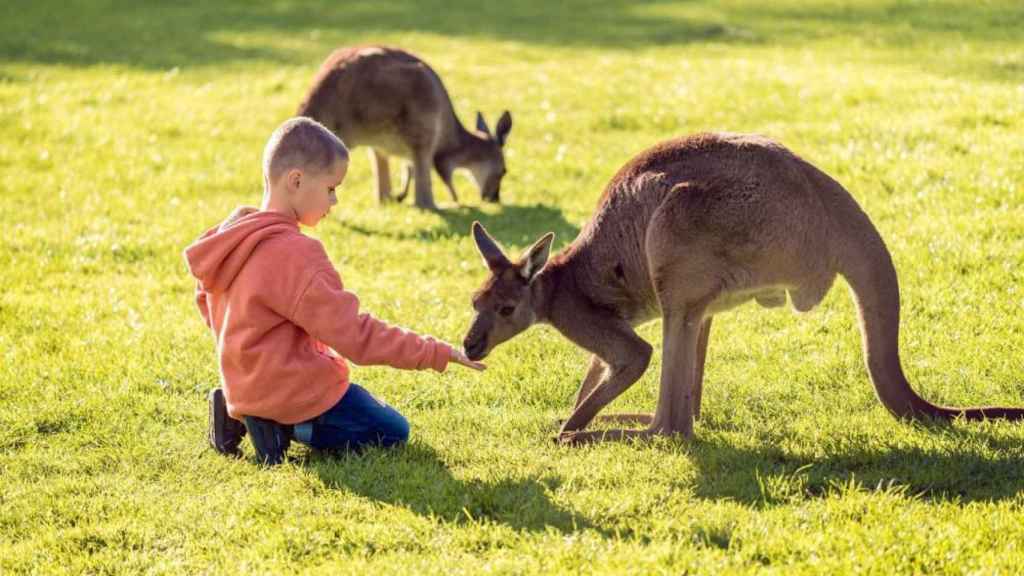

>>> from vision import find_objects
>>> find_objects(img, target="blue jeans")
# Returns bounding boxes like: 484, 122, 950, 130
293, 383, 410, 451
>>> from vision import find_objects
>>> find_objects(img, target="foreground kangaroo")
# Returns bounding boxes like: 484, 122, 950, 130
297, 45, 512, 210
462, 132, 1024, 444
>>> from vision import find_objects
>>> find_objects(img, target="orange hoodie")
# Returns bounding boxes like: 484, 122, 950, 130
184, 210, 451, 424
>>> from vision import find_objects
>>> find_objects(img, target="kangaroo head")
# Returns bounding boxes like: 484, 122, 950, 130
463, 221, 553, 361
465, 111, 512, 203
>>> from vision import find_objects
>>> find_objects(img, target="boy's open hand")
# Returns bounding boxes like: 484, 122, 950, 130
450, 347, 486, 371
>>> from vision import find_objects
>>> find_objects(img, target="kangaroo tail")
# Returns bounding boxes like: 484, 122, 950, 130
837, 206, 1024, 421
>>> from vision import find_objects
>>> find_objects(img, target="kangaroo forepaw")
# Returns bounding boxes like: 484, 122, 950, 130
555, 413, 653, 429
555, 431, 587, 446
557, 429, 656, 445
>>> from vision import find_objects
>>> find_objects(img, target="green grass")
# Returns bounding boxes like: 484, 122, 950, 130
2, 0, 1024, 573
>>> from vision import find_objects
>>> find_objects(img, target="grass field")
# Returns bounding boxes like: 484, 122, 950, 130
2, 0, 1024, 573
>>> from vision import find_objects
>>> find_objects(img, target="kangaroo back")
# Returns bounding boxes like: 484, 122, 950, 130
297, 46, 454, 155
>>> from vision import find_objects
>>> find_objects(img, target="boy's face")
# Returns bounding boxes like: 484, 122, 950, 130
286, 157, 347, 227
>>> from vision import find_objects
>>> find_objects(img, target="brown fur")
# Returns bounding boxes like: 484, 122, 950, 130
297, 45, 512, 210
464, 132, 1024, 444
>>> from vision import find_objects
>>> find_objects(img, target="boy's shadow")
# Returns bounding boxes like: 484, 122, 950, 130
346, 203, 581, 246
296, 442, 594, 534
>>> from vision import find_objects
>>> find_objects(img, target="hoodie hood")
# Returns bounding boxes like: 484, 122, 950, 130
184, 209, 298, 293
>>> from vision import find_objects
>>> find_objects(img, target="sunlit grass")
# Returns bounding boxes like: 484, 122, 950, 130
2, 1, 1023, 573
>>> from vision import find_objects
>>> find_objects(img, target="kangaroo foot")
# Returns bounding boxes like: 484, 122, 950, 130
413, 203, 439, 212
555, 428, 656, 446
554, 413, 653, 428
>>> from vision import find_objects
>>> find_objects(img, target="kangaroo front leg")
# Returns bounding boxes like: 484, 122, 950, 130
395, 164, 413, 203
412, 152, 438, 210
574, 355, 605, 410
370, 148, 392, 204
554, 357, 652, 428
563, 311, 703, 446
443, 177, 459, 205
558, 334, 652, 437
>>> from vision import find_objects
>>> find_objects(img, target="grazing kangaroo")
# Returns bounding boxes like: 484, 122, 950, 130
462, 132, 1024, 444
296, 45, 512, 210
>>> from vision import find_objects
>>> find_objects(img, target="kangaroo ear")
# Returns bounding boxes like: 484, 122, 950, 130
520, 232, 554, 281
472, 221, 509, 271
475, 111, 491, 135
495, 111, 512, 147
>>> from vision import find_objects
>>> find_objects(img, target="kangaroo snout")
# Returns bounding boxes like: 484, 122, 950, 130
483, 180, 501, 203
463, 334, 489, 361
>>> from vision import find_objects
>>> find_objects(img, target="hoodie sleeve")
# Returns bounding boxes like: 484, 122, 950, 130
291, 267, 451, 372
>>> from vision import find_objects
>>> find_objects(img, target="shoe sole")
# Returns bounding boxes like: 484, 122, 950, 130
208, 389, 242, 456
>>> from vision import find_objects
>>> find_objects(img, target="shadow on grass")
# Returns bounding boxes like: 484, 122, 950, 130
0, 0, 738, 70
299, 441, 595, 534
346, 202, 582, 248
3, 0, 1021, 83
275, 417, 1023, 536
686, 428, 1024, 506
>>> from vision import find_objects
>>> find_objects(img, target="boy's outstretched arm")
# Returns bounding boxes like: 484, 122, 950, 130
293, 267, 474, 371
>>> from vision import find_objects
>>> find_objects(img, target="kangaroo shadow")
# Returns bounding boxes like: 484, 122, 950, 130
686, 427, 1024, 506
346, 202, 582, 247
298, 441, 595, 534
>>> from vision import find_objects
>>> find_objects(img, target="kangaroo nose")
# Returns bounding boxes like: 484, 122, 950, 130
464, 336, 487, 360
487, 183, 501, 203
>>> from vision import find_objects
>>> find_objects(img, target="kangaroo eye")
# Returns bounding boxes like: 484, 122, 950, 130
498, 305, 516, 317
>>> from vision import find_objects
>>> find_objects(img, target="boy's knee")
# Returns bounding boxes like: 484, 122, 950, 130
382, 413, 410, 447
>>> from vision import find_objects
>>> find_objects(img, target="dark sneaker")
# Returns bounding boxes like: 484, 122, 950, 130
243, 416, 292, 466
208, 388, 246, 456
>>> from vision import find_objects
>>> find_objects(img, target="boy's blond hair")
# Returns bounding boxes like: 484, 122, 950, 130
262, 117, 349, 188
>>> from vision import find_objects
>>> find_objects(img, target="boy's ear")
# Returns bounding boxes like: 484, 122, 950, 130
286, 168, 302, 192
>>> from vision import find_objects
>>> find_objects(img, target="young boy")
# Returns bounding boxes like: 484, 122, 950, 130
185, 117, 484, 465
